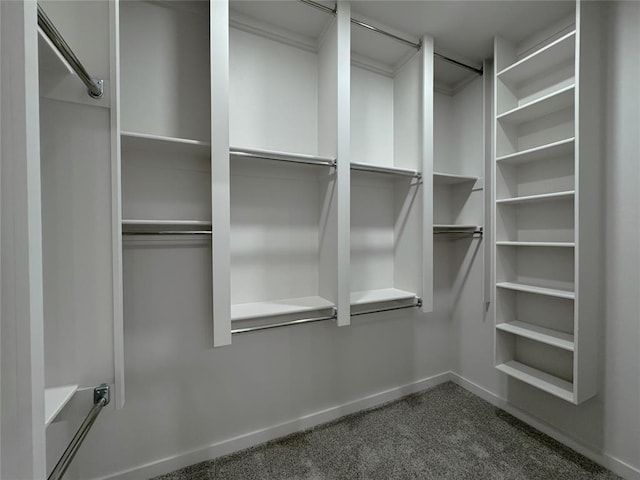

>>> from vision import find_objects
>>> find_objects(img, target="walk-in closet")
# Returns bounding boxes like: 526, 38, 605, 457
2, 0, 639, 479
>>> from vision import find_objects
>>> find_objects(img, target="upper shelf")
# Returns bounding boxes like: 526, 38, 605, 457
231, 296, 336, 321
496, 281, 575, 300
351, 162, 421, 178
497, 85, 574, 125
45, 385, 78, 426
121, 131, 211, 157
497, 31, 576, 87
496, 137, 575, 165
433, 172, 479, 185
496, 190, 574, 206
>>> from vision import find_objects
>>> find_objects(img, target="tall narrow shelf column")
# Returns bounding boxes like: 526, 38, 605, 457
492, 0, 603, 404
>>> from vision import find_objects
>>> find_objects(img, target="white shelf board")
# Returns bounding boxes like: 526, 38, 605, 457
496, 138, 575, 165
434, 224, 481, 231
121, 131, 211, 156
433, 172, 479, 185
497, 31, 576, 86
496, 361, 574, 402
350, 288, 417, 306
231, 296, 335, 321
351, 162, 420, 178
45, 385, 78, 426
38, 27, 74, 76
496, 282, 575, 300
496, 241, 575, 248
496, 321, 575, 351
496, 190, 574, 205
497, 85, 575, 125
122, 219, 212, 227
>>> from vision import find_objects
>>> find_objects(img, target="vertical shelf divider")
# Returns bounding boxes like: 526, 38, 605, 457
422, 34, 435, 313
211, 0, 232, 346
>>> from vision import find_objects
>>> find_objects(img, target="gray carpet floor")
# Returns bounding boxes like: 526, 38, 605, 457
152, 382, 620, 480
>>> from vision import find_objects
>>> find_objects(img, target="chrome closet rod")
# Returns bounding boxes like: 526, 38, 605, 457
48, 385, 110, 480
37, 4, 104, 98
296, 0, 483, 76
351, 298, 423, 316
231, 309, 337, 335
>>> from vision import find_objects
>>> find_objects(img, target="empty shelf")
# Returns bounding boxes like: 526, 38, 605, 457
496, 282, 575, 300
121, 131, 211, 156
433, 172, 478, 185
231, 296, 335, 321
496, 241, 574, 248
350, 288, 418, 306
231, 146, 335, 167
497, 31, 576, 86
497, 85, 574, 125
496, 190, 574, 205
351, 162, 421, 178
496, 138, 575, 165
45, 385, 78, 426
496, 361, 574, 402
496, 321, 574, 351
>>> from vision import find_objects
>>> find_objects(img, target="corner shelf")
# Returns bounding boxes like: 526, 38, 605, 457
231, 296, 336, 321
496, 361, 574, 402
496, 321, 574, 351
496, 85, 575, 125
497, 31, 576, 86
121, 131, 211, 156
496, 137, 575, 165
45, 385, 78, 426
496, 241, 574, 248
496, 281, 575, 300
350, 288, 418, 307
496, 190, 574, 205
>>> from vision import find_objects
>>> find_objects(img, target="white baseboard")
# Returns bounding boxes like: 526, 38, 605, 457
449, 373, 640, 480
96, 372, 453, 480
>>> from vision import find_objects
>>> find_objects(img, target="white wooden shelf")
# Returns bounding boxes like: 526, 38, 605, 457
231, 296, 335, 321
496, 281, 575, 300
230, 146, 335, 167
433, 172, 479, 185
496, 137, 575, 165
350, 288, 418, 307
497, 31, 576, 86
496, 190, 574, 205
496, 321, 575, 351
496, 361, 574, 402
496, 241, 575, 248
497, 85, 575, 125
38, 27, 74, 77
121, 131, 211, 156
351, 162, 420, 178
45, 385, 78, 426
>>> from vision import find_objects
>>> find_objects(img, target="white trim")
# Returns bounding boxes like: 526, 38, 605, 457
91, 372, 640, 480
93, 372, 452, 480
449, 373, 640, 480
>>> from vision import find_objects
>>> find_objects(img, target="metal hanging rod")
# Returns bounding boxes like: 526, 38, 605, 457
37, 4, 104, 99
48, 385, 110, 480
296, 0, 482, 76
230, 147, 336, 168
232, 308, 337, 335
351, 298, 422, 317
351, 162, 421, 179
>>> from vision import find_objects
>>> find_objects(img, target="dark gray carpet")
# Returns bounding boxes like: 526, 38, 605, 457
152, 382, 620, 480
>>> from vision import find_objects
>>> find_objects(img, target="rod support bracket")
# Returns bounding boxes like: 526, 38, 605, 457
94, 384, 110, 406
88, 79, 104, 99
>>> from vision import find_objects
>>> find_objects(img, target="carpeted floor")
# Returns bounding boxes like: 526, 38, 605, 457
152, 382, 620, 480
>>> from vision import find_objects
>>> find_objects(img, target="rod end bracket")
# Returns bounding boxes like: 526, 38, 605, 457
94, 384, 111, 406
89, 79, 104, 99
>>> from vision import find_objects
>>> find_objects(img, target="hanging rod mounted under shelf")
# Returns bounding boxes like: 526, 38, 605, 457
351, 162, 422, 179
231, 308, 337, 335
37, 4, 104, 98
351, 298, 422, 316
230, 147, 336, 168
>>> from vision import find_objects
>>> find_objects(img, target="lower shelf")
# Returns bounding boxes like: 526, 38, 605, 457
496, 360, 574, 402
496, 282, 575, 300
496, 321, 575, 351
45, 384, 78, 426
231, 296, 335, 321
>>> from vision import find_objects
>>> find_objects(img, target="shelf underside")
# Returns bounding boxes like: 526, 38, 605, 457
231, 296, 335, 321
496, 321, 574, 351
496, 360, 574, 402
45, 385, 78, 426
122, 219, 212, 235
496, 282, 574, 300
350, 288, 417, 306
433, 172, 479, 185
121, 131, 211, 156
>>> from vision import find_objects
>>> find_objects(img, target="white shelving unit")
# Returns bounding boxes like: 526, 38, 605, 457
493, 2, 603, 404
